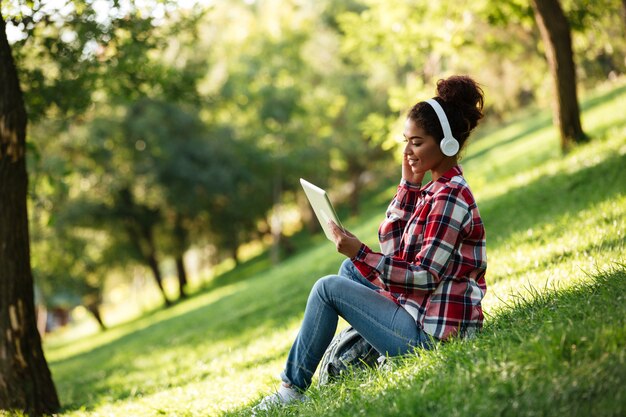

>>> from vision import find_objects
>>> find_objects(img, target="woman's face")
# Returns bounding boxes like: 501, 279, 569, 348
402, 118, 446, 176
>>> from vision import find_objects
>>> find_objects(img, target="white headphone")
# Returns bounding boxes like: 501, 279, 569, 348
425, 98, 459, 157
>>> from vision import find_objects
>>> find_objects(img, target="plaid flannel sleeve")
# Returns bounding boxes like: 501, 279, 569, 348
378, 179, 421, 255
354, 186, 471, 293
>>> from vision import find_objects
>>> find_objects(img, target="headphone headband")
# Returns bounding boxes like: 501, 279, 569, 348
424, 98, 459, 156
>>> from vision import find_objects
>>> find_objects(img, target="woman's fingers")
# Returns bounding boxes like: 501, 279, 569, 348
329, 221, 361, 258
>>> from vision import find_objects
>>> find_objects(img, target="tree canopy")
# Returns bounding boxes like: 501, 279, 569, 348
3, 0, 625, 325
2, 0, 625, 413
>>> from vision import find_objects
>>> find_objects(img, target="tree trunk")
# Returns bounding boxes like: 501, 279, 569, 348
83, 290, 106, 331
85, 303, 107, 331
125, 225, 172, 307
121, 201, 172, 308
0, 13, 61, 416
175, 255, 188, 299
146, 251, 172, 307
173, 214, 188, 299
530, 0, 588, 152
231, 246, 240, 266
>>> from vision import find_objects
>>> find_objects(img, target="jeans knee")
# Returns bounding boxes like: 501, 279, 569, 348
338, 258, 353, 276
311, 275, 343, 302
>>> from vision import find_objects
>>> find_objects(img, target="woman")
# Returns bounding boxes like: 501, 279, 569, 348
254, 75, 487, 412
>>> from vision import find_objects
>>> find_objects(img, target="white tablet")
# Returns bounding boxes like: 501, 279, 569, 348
300, 178, 343, 241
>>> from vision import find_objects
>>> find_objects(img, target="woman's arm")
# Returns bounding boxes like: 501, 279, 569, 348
402, 153, 425, 185
355, 186, 472, 292
329, 221, 362, 259
378, 179, 422, 256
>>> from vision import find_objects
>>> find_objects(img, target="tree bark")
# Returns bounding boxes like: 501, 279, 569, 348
173, 214, 188, 299
231, 246, 240, 266
146, 250, 172, 307
530, 0, 588, 152
0, 13, 61, 416
175, 255, 188, 299
83, 290, 106, 331
85, 303, 107, 331
123, 220, 172, 307
118, 188, 172, 307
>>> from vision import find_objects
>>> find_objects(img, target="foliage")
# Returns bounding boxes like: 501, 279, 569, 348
42, 77, 626, 417
6, 0, 626, 322
266, 266, 626, 417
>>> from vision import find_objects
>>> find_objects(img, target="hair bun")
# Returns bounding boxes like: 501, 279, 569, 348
436, 75, 484, 131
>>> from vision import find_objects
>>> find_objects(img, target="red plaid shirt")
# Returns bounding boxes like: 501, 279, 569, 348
352, 165, 487, 340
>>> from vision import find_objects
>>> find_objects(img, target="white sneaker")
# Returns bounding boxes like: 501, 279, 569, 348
252, 384, 306, 414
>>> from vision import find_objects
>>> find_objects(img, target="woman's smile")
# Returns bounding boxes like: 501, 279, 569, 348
403, 118, 455, 181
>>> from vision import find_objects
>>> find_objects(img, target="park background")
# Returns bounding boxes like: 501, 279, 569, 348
0, 0, 625, 416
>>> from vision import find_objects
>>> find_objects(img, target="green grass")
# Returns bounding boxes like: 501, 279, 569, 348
42, 78, 626, 417
246, 266, 626, 417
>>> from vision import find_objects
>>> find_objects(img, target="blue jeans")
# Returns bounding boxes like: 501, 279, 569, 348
281, 259, 434, 391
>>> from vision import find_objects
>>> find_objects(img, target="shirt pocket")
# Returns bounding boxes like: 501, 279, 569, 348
404, 221, 424, 255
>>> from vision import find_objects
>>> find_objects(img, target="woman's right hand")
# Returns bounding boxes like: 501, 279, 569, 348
402, 154, 424, 185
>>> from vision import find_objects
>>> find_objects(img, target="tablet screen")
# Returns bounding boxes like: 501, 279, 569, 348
300, 178, 342, 241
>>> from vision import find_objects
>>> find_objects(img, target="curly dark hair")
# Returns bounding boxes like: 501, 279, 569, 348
408, 75, 485, 152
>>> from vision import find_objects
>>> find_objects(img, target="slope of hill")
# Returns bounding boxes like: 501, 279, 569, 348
44, 79, 626, 417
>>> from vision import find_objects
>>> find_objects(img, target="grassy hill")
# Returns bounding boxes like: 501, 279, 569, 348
42, 79, 626, 417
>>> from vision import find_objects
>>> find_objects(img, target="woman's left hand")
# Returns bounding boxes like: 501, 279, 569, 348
329, 221, 362, 258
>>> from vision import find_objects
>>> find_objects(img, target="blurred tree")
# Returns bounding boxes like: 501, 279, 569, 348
0, 9, 60, 415
205, 144, 274, 265
5, 0, 201, 121
530, 0, 588, 151
7, 0, 206, 310
217, 28, 330, 259
114, 187, 173, 305
61, 98, 265, 302
121, 99, 259, 290
29, 112, 177, 308
480, 0, 625, 147
561, 0, 626, 81
5, 0, 625, 333
322, 70, 391, 214
337, 0, 618, 152
32, 230, 109, 331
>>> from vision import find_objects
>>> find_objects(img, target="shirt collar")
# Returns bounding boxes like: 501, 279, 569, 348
421, 165, 463, 196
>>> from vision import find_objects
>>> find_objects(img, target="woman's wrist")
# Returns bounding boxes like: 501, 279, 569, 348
401, 177, 422, 189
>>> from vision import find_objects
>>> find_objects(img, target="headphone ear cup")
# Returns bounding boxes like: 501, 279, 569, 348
440, 137, 460, 156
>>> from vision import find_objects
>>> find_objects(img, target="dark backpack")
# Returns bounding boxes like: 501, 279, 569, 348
318, 326, 381, 386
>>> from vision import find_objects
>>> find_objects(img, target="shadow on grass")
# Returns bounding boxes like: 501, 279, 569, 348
50, 246, 338, 412
490, 234, 626, 285
580, 82, 626, 112
465, 82, 626, 166
584, 116, 626, 144
463, 110, 553, 165
463, 266, 626, 416
49, 112, 626, 414
200, 251, 274, 293
234, 265, 626, 417
481, 150, 626, 248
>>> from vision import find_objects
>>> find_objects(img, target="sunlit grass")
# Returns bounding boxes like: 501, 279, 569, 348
44, 78, 626, 417
256, 266, 626, 417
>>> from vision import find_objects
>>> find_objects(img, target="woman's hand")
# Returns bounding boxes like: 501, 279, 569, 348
329, 221, 362, 259
402, 154, 425, 185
